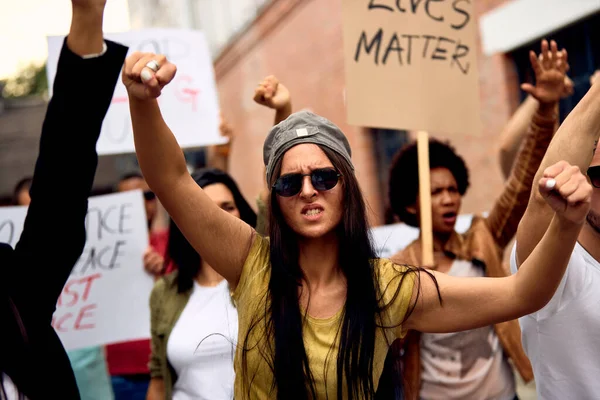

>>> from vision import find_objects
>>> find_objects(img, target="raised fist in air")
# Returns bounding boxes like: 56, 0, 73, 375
122, 52, 177, 100
253, 75, 291, 111
539, 161, 593, 225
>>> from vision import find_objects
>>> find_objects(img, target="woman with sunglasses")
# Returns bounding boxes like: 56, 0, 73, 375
123, 51, 592, 399
146, 169, 256, 400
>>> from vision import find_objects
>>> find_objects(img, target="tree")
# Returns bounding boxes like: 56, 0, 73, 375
2, 63, 48, 98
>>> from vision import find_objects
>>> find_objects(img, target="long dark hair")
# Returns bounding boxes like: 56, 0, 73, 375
241, 145, 437, 399
165, 168, 257, 293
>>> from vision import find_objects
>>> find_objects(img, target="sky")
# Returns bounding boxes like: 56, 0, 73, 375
0, 0, 131, 80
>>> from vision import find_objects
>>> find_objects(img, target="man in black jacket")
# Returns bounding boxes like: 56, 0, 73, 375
0, 1, 128, 398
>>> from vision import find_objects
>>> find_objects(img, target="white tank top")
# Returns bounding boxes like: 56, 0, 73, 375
167, 280, 238, 400
420, 259, 515, 400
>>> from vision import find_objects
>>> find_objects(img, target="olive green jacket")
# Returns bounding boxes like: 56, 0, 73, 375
148, 271, 190, 400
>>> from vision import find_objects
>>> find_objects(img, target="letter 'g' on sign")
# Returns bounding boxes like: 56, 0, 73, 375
341, 0, 481, 136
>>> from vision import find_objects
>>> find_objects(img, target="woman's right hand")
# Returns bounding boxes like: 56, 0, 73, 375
122, 52, 177, 100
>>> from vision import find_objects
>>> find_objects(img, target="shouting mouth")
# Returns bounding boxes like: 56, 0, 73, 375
302, 205, 324, 221
442, 212, 457, 224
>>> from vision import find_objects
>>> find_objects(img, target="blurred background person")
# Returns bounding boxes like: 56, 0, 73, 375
146, 168, 257, 400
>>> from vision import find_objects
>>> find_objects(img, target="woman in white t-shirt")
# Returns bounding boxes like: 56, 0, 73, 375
145, 169, 257, 400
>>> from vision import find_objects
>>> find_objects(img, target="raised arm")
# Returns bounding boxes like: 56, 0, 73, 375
206, 113, 234, 172
497, 77, 572, 179
124, 52, 253, 287
405, 162, 592, 333
253, 75, 292, 125
497, 95, 542, 179
484, 40, 568, 249
516, 49, 600, 265
13, 0, 128, 313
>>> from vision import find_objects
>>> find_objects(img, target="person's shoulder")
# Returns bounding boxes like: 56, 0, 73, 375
571, 243, 599, 274
389, 240, 418, 265
375, 257, 417, 283
152, 270, 179, 297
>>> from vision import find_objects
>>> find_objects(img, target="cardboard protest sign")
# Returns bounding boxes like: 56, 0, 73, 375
342, 0, 481, 135
46, 29, 224, 155
0, 190, 153, 350
371, 214, 474, 258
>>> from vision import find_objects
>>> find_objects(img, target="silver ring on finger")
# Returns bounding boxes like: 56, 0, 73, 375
145, 60, 160, 73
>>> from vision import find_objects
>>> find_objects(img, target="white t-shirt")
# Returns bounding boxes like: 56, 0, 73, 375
1, 373, 27, 400
510, 242, 600, 400
420, 260, 515, 400
167, 280, 238, 400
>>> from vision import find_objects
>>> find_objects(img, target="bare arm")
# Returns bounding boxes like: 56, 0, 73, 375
124, 53, 253, 287
206, 113, 234, 171
485, 40, 569, 249
146, 378, 165, 400
497, 95, 540, 179
497, 57, 573, 179
405, 165, 592, 333
517, 54, 600, 266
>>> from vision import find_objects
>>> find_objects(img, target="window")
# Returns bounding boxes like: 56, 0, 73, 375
511, 12, 600, 122
371, 128, 409, 224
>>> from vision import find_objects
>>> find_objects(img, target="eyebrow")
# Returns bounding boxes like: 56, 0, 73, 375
281, 165, 334, 175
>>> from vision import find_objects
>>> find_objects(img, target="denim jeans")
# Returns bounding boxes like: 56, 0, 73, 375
111, 374, 150, 400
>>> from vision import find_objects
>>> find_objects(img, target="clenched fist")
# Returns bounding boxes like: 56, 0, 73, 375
253, 75, 291, 111
122, 52, 177, 100
539, 161, 593, 225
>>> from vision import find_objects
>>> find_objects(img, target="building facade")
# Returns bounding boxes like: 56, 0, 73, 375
124, 0, 600, 225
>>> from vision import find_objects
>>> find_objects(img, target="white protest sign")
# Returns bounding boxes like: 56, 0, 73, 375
371, 214, 474, 259
46, 29, 224, 155
0, 190, 153, 350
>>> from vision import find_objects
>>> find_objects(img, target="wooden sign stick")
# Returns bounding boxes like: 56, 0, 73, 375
417, 131, 434, 267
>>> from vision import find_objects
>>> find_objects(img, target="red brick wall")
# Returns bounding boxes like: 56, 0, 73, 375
214, 0, 519, 226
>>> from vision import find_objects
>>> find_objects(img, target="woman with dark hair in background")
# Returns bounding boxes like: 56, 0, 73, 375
0, 0, 127, 398
146, 169, 256, 400
385, 40, 569, 400
125, 50, 590, 400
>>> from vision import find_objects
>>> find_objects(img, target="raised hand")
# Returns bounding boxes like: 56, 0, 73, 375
521, 40, 570, 104
123, 52, 177, 100
143, 247, 164, 276
219, 112, 234, 141
538, 161, 592, 225
212, 112, 234, 158
253, 75, 291, 110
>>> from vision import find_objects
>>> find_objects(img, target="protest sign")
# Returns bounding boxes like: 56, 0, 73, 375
46, 29, 224, 155
0, 190, 152, 350
342, 0, 481, 135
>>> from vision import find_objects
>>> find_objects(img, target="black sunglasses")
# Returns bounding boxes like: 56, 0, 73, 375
143, 190, 156, 201
588, 166, 600, 188
273, 168, 341, 197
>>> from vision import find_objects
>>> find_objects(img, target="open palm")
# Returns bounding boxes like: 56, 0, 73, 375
521, 40, 569, 104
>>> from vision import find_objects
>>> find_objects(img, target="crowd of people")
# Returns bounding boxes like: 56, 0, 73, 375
1, 1, 599, 400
